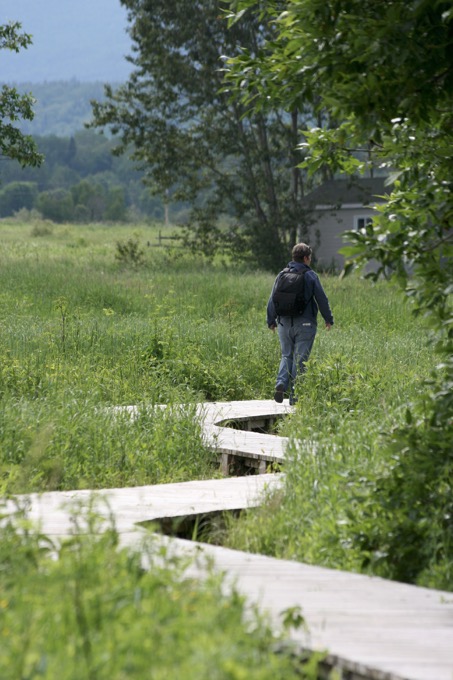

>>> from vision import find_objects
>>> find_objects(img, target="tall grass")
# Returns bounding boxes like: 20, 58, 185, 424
0, 507, 317, 680
1, 220, 445, 589
0, 222, 282, 494
0, 222, 431, 474
0, 220, 447, 673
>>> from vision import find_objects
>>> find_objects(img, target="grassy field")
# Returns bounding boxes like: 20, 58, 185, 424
0, 218, 442, 677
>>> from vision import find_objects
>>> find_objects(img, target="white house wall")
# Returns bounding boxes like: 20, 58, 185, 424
309, 206, 379, 270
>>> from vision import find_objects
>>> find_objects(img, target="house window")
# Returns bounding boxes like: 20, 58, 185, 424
354, 215, 373, 230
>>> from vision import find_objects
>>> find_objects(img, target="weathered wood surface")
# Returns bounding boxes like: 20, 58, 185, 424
135, 535, 453, 680
199, 399, 293, 473
5, 399, 453, 680
119, 399, 294, 468
6, 474, 282, 537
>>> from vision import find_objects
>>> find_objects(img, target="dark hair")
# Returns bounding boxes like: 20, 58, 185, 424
291, 242, 312, 263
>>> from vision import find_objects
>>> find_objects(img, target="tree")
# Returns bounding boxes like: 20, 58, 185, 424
226, 0, 453, 318
104, 186, 127, 222
226, 0, 453, 588
37, 189, 74, 223
0, 181, 38, 216
71, 180, 106, 222
0, 23, 43, 168
89, 0, 317, 270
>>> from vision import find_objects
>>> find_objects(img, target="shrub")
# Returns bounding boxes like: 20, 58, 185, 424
349, 368, 453, 590
115, 237, 145, 267
30, 222, 54, 237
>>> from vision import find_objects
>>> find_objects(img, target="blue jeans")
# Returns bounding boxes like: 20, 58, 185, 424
276, 317, 317, 400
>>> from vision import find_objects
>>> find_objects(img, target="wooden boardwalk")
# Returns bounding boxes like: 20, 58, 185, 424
131, 534, 453, 680
120, 399, 294, 473
198, 399, 293, 473
7, 474, 283, 537
5, 399, 453, 680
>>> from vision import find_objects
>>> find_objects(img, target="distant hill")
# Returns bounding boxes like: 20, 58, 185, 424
1, 0, 132, 83
13, 81, 117, 137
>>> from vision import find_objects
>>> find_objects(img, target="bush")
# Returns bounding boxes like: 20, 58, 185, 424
30, 222, 54, 237
115, 237, 145, 267
349, 367, 453, 589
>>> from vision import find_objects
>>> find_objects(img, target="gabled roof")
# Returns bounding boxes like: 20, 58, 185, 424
305, 177, 390, 208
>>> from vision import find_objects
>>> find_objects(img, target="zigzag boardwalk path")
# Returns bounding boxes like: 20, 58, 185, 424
6, 400, 453, 680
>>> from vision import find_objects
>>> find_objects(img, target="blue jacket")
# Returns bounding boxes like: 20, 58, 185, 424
267, 261, 334, 327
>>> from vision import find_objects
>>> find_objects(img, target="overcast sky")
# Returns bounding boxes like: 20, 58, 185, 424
1, 0, 133, 82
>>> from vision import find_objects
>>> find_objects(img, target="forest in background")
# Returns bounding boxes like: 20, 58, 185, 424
0, 129, 166, 223
0, 82, 183, 223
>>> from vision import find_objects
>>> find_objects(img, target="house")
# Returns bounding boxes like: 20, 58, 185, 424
304, 177, 389, 270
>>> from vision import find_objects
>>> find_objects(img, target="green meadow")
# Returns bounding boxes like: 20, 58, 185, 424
0, 219, 441, 677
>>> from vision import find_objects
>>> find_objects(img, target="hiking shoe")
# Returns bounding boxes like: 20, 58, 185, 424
274, 385, 285, 403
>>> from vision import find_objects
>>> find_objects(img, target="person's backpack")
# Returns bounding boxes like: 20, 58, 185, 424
272, 267, 307, 317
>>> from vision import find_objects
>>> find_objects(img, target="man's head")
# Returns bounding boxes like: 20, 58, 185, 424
292, 242, 312, 263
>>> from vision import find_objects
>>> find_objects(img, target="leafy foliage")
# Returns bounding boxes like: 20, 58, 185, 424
225, 0, 453, 587
0, 22, 43, 168
353, 389, 453, 589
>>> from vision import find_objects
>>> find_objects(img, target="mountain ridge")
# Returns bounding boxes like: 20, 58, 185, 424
11, 81, 117, 137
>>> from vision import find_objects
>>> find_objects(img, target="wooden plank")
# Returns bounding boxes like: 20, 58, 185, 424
8, 473, 453, 680
6, 474, 283, 537
129, 533, 453, 680
116, 399, 293, 470
199, 400, 292, 468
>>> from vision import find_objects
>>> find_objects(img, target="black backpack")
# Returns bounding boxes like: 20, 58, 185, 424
272, 267, 307, 317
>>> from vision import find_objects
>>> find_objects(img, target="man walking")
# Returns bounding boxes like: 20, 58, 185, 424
267, 242, 334, 404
